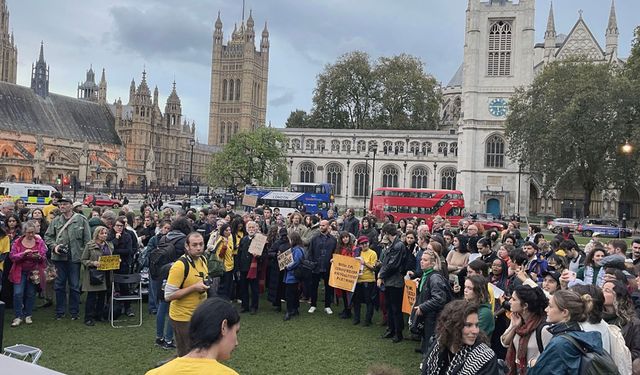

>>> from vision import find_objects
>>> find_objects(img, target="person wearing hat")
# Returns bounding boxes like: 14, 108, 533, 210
352, 236, 378, 326
541, 270, 560, 296
44, 196, 92, 320
42, 191, 63, 219
72, 202, 84, 214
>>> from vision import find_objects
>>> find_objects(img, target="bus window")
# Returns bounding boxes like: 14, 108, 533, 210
447, 207, 462, 216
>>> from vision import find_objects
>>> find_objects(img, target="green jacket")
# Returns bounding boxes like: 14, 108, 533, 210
45, 213, 91, 263
478, 302, 495, 337
81, 240, 114, 292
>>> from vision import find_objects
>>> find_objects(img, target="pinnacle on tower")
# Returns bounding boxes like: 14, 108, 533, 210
544, 2, 556, 40
606, 0, 618, 35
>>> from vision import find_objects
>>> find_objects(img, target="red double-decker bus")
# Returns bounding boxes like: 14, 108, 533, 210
371, 188, 465, 225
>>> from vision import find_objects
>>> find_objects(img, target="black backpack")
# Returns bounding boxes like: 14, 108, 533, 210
149, 235, 183, 279
561, 334, 620, 375
158, 256, 209, 301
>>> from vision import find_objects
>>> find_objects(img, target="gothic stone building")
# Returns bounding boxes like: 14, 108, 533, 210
0, 0, 16, 84
282, 0, 634, 220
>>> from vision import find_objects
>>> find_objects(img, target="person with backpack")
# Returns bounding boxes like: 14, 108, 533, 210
412, 248, 451, 355
501, 285, 551, 375
149, 219, 174, 349
164, 232, 209, 357
528, 289, 615, 375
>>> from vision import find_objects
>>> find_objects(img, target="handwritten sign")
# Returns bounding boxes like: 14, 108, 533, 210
242, 194, 258, 207
249, 233, 267, 257
402, 278, 418, 314
97, 255, 121, 271
277, 249, 293, 271
328, 254, 360, 292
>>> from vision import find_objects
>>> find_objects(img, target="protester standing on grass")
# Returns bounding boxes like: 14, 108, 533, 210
10, 221, 47, 327
45, 197, 91, 320
308, 220, 337, 314
352, 236, 378, 326
378, 223, 407, 343
80, 226, 113, 327
146, 297, 240, 375
237, 221, 262, 314
283, 232, 304, 321
165, 232, 209, 356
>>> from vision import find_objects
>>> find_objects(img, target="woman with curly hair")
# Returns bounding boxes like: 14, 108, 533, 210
421, 299, 498, 375
603, 280, 640, 361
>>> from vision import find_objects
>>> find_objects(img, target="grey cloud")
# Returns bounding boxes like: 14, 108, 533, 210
269, 90, 295, 107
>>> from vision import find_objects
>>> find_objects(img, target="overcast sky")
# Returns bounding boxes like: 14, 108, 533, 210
7, 0, 639, 142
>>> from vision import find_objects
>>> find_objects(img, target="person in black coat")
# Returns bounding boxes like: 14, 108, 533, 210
267, 227, 290, 311
340, 208, 359, 236
378, 223, 407, 342
308, 220, 338, 313
109, 217, 134, 316
237, 222, 262, 314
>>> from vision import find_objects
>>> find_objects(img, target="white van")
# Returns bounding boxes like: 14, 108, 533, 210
0, 182, 58, 206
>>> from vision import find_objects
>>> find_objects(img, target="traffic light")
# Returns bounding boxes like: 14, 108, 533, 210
63, 176, 69, 185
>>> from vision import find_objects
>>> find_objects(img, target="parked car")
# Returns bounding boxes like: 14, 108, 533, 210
576, 218, 632, 238
83, 194, 121, 208
547, 218, 579, 234
161, 197, 209, 211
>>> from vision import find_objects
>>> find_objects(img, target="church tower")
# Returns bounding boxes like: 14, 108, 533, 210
457, 0, 535, 216
98, 68, 107, 104
605, 0, 619, 62
207, 10, 269, 146
31, 42, 49, 98
0, 0, 17, 84
77, 65, 98, 101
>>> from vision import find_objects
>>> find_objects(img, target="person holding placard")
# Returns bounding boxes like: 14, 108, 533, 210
80, 226, 114, 326
352, 236, 378, 326
283, 232, 304, 321
237, 221, 262, 314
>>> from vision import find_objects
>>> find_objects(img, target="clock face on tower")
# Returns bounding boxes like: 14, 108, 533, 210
488, 98, 508, 117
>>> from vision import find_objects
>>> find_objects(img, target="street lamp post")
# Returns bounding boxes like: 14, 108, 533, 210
345, 159, 351, 209
369, 146, 378, 211
517, 163, 522, 217
433, 162, 438, 188
289, 157, 294, 184
403, 160, 407, 188
189, 138, 195, 200
364, 153, 369, 213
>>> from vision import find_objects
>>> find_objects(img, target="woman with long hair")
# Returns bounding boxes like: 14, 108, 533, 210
489, 258, 509, 292
397, 218, 408, 234
574, 245, 606, 287
283, 231, 304, 321
463, 275, 495, 337
81, 226, 113, 326
30, 208, 48, 237
528, 290, 607, 374
358, 216, 378, 250
603, 280, 640, 361
266, 226, 286, 311
336, 231, 356, 319
421, 299, 498, 374
447, 235, 470, 275
501, 285, 550, 375
9, 221, 47, 327
214, 223, 235, 300
5, 214, 21, 243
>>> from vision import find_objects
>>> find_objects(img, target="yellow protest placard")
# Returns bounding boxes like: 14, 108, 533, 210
97, 255, 121, 271
402, 278, 418, 314
328, 254, 361, 292
277, 249, 293, 271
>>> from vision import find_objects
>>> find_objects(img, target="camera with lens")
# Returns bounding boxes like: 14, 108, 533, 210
203, 276, 213, 287
57, 244, 69, 255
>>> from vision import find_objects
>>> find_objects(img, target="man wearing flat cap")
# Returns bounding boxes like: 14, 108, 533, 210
45, 196, 91, 320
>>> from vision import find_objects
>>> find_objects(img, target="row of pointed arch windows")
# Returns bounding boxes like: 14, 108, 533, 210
289, 139, 457, 156
219, 122, 239, 144
222, 79, 241, 101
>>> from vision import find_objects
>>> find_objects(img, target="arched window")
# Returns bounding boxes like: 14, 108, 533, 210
219, 122, 226, 144
331, 140, 340, 152
411, 167, 429, 189
381, 165, 399, 188
291, 139, 301, 151
449, 142, 458, 157
421, 142, 432, 155
357, 140, 366, 153
485, 135, 505, 168
353, 164, 370, 197
229, 79, 234, 101
441, 168, 457, 190
488, 20, 512, 77
368, 140, 378, 153
326, 163, 343, 196
383, 141, 393, 155
317, 140, 326, 152
233, 122, 239, 137
409, 141, 420, 156
222, 80, 227, 101
235, 79, 241, 101
48, 154, 56, 163
305, 139, 315, 152
394, 141, 404, 155
452, 97, 461, 121
437, 142, 448, 156
341, 140, 351, 153
299, 162, 315, 183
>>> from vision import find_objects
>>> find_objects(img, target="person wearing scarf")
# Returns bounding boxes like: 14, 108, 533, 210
501, 285, 550, 375
335, 231, 356, 319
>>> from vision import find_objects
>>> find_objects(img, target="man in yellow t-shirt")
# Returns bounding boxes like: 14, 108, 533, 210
164, 232, 209, 357
352, 236, 378, 326
43, 191, 63, 219
0, 229, 10, 294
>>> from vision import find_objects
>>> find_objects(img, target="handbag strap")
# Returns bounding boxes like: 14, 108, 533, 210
55, 213, 80, 243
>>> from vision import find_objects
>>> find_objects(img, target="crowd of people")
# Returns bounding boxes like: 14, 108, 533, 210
3, 192, 640, 374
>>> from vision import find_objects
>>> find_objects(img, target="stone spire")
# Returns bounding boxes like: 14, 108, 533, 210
605, 0, 619, 60
214, 11, 223, 45
128, 78, 136, 104
31, 42, 49, 97
98, 68, 107, 104
544, 2, 556, 40
261, 21, 269, 51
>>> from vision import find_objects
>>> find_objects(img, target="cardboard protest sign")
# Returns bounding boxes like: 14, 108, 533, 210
97, 255, 121, 271
277, 249, 293, 271
249, 233, 267, 257
328, 254, 360, 292
242, 194, 258, 207
402, 278, 418, 314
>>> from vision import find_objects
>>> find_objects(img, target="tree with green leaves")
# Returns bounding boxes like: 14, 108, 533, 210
505, 59, 634, 217
286, 51, 441, 130
206, 127, 289, 189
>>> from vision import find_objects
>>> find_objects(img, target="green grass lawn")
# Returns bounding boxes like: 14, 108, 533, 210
3, 295, 419, 375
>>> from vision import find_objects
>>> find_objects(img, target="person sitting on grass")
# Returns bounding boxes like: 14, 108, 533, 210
146, 297, 240, 375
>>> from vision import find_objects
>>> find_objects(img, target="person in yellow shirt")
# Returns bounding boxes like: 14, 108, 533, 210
42, 192, 62, 219
214, 224, 236, 300
352, 236, 378, 326
164, 232, 209, 357
146, 297, 240, 375
0, 227, 10, 294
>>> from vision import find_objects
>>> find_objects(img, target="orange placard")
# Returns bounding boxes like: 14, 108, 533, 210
402, 278, 417, 314
328, 254, 361, 292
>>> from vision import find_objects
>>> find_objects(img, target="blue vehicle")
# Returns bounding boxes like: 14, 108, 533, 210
243, 183, 334, 218
577, 218, 632, 238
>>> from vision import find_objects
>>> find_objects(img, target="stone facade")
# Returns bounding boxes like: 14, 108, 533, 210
208, 11, 269, 146
0, 0, 17, 84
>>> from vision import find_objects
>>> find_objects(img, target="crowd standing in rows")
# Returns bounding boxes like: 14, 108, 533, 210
3, 193, 640, 374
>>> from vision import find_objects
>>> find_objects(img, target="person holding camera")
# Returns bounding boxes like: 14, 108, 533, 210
164, 232, 209, 357
44, 197, 91, 320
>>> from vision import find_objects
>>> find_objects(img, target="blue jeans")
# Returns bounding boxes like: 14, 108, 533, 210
147, 275, 157, 313
152, 279, 173, 342
54, 261, 81, 317
13, 271, 36, 318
